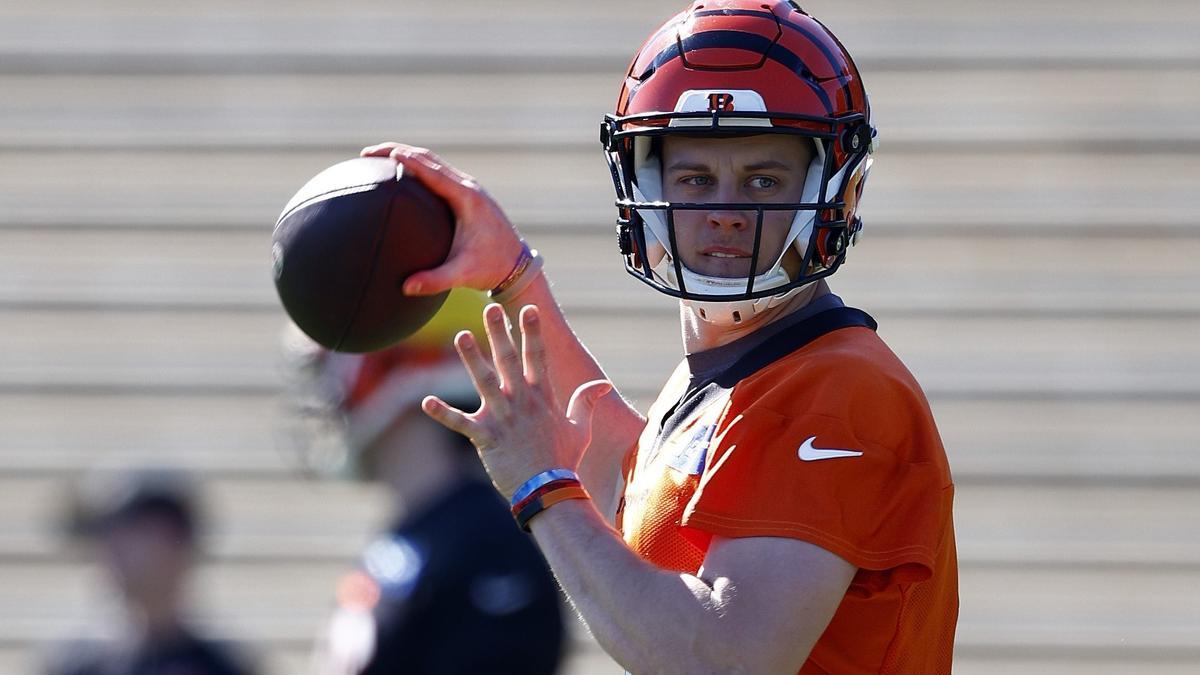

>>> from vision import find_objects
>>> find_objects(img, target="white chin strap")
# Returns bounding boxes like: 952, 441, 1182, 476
672, 265, 805, 325
631, 135, 845, 326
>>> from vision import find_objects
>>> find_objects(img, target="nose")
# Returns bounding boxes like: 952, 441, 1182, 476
707, 178, 757, 230
705, 176, 754, 231
707, 209, 749, 231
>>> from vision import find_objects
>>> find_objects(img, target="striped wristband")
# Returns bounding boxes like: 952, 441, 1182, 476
514, 485, 590, 532
510, 469, 578, 508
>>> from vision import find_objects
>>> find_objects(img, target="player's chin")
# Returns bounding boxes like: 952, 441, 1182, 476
686, 255, 756, 279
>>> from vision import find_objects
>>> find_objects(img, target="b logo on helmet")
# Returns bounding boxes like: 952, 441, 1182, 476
707, 93, 735, 113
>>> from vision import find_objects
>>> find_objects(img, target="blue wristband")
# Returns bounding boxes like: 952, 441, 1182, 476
511, 469, 579, 507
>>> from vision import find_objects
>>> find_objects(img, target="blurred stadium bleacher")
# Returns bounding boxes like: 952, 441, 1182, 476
1, 0, 1199, 672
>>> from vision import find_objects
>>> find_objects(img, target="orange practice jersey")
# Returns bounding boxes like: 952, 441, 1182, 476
616, 308, 958, 674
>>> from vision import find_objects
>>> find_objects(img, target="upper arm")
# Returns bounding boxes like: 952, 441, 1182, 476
696, 535, 856, 673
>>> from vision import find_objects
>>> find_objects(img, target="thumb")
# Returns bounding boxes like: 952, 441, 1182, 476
566, 380, 613, 428
403, 254, 479, 296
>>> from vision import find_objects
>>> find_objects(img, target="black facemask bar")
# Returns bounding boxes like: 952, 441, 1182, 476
600, 109, 871, 302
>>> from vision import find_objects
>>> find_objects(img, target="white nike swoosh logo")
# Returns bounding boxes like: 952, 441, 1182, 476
798, 436, 863, 461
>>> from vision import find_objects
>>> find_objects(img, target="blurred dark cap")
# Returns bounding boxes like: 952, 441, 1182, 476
67, 469, 201, 544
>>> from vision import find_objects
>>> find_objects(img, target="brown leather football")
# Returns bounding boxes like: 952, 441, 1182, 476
273, 157, 454, 352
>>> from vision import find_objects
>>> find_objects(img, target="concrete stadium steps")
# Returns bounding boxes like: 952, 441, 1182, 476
5, 635, 620, 675
0, 477, 383, 561
2, 0, 1197, 671
0, 559, 346, 644
3, 476, 1199, 566
2, 69, 1197, 151
0, 393, 293, 476
1, 0, 1198, 72
952, 658, 1200, 675
956, 565, 1200, 654
935, 400, 1200, 483
1, 559, 1197, 656
956, 486, 1200, 566
4, 149, 1200, 232
19, 649, 1200, 675
2, 307, 1198, 397
4, 394, 1198, 483
4, 228, 1199, 315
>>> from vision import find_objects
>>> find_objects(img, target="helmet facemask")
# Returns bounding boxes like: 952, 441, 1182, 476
602, 109, 872, 325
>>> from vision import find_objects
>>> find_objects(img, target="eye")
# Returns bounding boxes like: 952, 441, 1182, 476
748, 176, 779, 190
679, 175, 714, 187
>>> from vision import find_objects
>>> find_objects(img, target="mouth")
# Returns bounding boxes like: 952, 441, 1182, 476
701, 246, 752, 259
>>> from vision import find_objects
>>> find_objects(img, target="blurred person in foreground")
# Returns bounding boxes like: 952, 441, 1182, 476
285, 290, 565, 675
48, 470, 255, 675
357, 1, 958, 672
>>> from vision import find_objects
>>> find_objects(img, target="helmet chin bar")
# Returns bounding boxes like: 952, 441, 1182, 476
602, 111, 869, 325
615, 197, 853, 326
660, 206, 804, 325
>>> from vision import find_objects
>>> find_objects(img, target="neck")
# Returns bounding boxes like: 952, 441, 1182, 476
130, 591, 185, 642
681, 279, 829, 352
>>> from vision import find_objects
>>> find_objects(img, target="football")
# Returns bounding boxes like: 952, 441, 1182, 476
272, 156, 455, 352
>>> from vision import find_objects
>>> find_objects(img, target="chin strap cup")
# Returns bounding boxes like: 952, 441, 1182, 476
684, 282, 811, 326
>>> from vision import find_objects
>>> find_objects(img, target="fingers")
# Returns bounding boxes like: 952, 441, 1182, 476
483, 304, 522, 390
566, 380, 614, 428
389, 146, 481, 213
362, 142, 480, 211
421, 396, 494, 450
453, 330, 505, 413
360, 142, 400, 158
361, 142, 525, 299
520, 305, 549, 391
362, 144, 487, 298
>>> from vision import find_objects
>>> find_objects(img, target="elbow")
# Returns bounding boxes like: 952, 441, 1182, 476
684, 636, 790, 675
605, 616, 796, 674
605, 600, 735, 674
684, 640, 807, 675
685, 609, 814, 674
676, 599, 772, 674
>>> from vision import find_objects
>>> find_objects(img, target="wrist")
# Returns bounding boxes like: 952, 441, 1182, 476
510, 468, 590, 532
489, 242, 544, 304
510, 468, 577, 504
524, 494, 593, 535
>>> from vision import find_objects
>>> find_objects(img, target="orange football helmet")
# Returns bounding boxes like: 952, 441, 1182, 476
601, 0, 876, 325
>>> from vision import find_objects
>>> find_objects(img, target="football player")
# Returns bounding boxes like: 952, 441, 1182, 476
362, 1, 958, 672
285, 293, 565, 675
49, 470, 256, 675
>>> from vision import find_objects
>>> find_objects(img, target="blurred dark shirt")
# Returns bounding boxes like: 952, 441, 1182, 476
48, 631, 253, 675
352, 478, 565, 674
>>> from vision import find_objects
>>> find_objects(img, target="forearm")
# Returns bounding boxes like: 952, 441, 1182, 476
528, 498, 738, 674
498, 270, 645, 519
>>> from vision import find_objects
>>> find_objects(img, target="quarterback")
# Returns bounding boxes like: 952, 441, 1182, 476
363, 1, 958, 672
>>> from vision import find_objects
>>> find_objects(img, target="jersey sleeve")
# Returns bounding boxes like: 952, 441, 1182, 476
680, 380, 952, 590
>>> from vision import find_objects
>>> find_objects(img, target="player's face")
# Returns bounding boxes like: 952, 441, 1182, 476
661, 134, 813, 279
100, 514, 191, 603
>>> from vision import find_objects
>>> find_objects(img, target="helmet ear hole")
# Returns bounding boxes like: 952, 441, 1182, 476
617, 223, 634, 256
821, 227, 848, 265
840, 124, 872, 156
